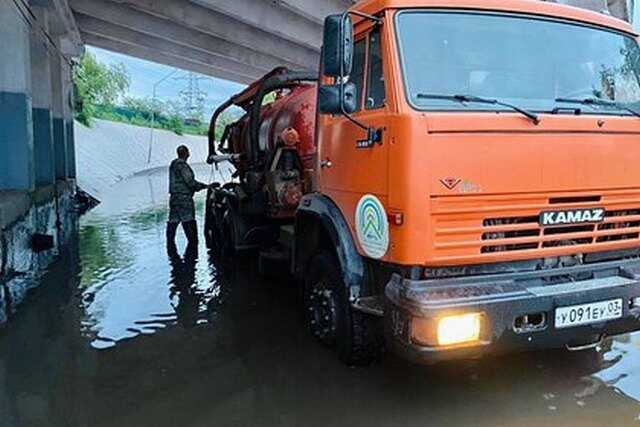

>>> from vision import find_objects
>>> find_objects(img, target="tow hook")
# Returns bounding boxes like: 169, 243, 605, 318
566, 334, 605, 352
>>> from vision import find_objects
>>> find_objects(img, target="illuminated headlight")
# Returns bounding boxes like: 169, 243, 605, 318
437, 313, 482, 346
411, 313, 483, 347
632, 297, 640, 308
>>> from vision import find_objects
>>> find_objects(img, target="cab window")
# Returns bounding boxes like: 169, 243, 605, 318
350, 39, 367, 112
366, 28, 386, 109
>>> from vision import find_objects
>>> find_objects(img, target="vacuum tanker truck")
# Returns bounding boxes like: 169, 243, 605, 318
205, 0, 640, 365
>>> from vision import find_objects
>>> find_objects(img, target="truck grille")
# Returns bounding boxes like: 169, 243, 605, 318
431, 191, 640, 264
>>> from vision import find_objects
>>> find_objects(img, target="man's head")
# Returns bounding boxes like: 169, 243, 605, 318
177, 145, 190, 160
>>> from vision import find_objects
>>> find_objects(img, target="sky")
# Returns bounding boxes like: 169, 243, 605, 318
88, 46, 246, 114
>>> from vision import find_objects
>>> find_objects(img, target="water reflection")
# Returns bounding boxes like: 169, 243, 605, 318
76, 166, 216, 349
167, 242, 208, 328
1, 165, 640, 426
593, 334, 640, 402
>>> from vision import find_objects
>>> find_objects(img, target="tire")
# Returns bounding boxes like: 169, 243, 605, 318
204, 200, 215, 249
304, 251, 380, 366
220, 216, 236, 257
204, 197, 225, 252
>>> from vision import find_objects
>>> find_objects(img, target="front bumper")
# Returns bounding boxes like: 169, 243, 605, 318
385, 258, 640, 364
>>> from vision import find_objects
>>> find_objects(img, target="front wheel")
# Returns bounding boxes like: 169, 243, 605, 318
304, 251, 381, 366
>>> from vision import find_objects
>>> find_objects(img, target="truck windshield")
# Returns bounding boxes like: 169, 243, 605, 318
396, 11, 640, 115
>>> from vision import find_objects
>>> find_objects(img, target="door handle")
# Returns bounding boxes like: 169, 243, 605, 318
320, 159, 333, 169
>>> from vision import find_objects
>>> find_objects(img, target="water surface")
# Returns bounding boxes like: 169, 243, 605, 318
1, 165, 640, 427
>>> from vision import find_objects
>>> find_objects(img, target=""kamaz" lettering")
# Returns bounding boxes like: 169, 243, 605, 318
540, 208, 605, 226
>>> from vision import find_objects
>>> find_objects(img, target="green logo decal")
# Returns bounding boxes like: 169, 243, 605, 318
355, 195, 389, 259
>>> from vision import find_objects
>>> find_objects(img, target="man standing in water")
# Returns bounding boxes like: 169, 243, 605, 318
167, 145, 208, 248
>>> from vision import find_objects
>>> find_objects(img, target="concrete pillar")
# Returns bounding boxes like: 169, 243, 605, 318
30, 7, 56, 186
66, 119, 76, 179
61, 60, 76, 179
0, 1, 35, 191
50, 51, 67, 180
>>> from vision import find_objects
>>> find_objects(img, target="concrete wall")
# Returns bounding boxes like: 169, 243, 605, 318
0, 1, 34, 192
0, 182, 77, 325
0, 0, 80, 325
31, 6, 56, 187
1, 1, 78, 190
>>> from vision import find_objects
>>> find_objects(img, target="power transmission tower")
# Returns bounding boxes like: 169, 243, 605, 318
175, 72, 208, 124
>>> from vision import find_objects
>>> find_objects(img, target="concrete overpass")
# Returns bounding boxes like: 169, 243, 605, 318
69, 0, 356, 85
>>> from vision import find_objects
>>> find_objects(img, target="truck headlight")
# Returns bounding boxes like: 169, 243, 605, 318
437, 313, 482, 346
411, 312, 483, 347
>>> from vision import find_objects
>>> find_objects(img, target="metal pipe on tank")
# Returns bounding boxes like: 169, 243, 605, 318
207, 98, 234, 162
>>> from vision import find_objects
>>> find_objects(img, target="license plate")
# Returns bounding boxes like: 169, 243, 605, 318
555, 299, 623, 329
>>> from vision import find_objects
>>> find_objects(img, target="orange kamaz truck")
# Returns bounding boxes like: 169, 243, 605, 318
205, 0, 640, 365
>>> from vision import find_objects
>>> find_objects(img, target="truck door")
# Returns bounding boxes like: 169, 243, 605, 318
319, 27, 389, 197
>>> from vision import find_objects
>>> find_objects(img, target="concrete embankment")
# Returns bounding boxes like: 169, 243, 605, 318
74, 119, 210, 197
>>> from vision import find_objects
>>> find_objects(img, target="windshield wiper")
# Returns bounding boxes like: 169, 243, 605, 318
416, 93, 540, 124
555, 97, 640, 119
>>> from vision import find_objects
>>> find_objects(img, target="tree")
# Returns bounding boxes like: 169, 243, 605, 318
123, 96, 161, 121
166, 115, 184, 135
161, 100, 185, 135
73, 52, 130, 125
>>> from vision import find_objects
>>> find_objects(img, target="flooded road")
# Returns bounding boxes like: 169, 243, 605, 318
2, 165, 640, 427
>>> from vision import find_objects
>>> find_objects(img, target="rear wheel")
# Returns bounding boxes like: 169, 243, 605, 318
220, 216, 236, 257
304, 251, 380, 366
204, 200, 215, 249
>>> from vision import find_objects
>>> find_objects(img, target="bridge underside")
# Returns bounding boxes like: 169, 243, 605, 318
68, 0, 355, 85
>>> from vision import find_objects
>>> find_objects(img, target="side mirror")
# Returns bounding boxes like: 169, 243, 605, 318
322, 14, 354, 78
318, 82, 357, 115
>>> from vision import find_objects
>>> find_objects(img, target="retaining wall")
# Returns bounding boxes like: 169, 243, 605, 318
0, 181, 76, 325
75, 119, 209, 197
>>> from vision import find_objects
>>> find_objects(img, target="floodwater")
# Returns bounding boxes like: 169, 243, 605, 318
2, 165, 640, 427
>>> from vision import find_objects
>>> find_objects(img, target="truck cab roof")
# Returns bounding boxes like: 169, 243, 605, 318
352, 0, 636, 35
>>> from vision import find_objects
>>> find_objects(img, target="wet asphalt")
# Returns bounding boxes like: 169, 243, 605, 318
1, 165, 640, 427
